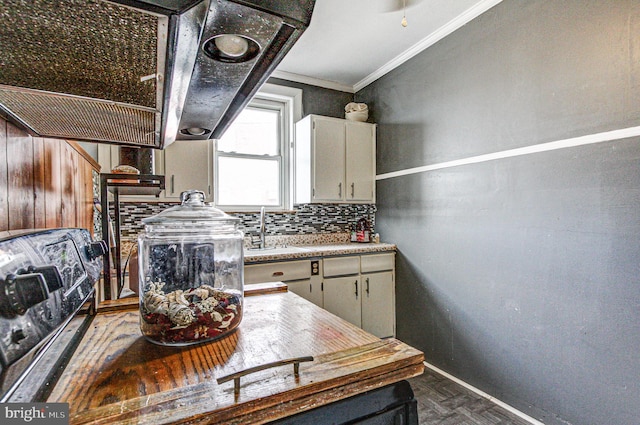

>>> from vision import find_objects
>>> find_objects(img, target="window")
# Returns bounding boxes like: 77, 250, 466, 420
214, 84, 301, 210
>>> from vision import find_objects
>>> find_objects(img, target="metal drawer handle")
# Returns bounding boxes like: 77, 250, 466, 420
272, 271, 284, 277
217, 356, 314, 395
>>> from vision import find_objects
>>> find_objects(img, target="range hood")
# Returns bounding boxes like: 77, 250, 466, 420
0, 0, 315, 149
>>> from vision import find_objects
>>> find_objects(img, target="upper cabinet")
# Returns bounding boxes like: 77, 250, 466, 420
295, 115, 376, 204
163, 140, 212, 201
97, 140, 212, 202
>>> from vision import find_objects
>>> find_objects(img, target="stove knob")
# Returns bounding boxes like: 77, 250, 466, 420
2, 273, 50, 316
27, 265, 63, 292
86, 240, 108, 261
11, 328, 26, 344
26, 266, 63, 292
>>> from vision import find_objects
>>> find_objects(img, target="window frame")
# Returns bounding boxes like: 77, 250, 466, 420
213, 84, 302, 211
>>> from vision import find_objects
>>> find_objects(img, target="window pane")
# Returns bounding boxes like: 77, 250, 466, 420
217, 108, 279, 155
217, 157, 280, 206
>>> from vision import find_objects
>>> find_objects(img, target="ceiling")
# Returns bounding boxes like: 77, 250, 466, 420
273, 0, 503, 93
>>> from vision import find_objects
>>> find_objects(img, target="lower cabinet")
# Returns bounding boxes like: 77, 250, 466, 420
287, 273, 323, 308
244, 259, 324, 308
361, 271, 395, 338
323, 275, 362, 328
244, 252, 395, 338
323, 253, 395, 338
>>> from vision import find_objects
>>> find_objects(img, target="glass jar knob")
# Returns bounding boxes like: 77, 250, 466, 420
180, 190, 205, 205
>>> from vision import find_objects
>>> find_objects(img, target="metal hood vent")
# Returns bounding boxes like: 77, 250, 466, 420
0, 0, 315, 148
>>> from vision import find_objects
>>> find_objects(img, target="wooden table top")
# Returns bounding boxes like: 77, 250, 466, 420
48, 288, 424, 424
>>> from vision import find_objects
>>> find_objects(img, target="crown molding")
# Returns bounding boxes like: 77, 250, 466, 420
354, 0, 504, 92
273, 0, 503, 94
270, 70, 355, 93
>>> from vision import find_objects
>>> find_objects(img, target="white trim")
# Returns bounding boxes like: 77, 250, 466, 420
214, 96, 292, 211
256, 84, 302, 210
354, 0, 504, 92
377, 125, 640, 181
271, 70, 355, 93
259, 83, 303, 122
424, 361, 545, 425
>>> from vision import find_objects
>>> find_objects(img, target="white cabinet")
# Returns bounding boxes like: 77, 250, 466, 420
295, 115, 376, 204
361, 271, 394, 338
96, 140, 213, 202
163, 140, 213, 201
323, 256, 362, 327
96, 144, 120, 174
244, 251, 395, 338
244, 259, 311, 284
244, 259, 324, 308
323, 275, 362, 327
345, 122, 375, 201
323, 252, 395, 338
287, 274, 323, 308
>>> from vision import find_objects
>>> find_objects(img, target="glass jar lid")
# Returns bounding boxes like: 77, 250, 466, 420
142, 190, 239, 226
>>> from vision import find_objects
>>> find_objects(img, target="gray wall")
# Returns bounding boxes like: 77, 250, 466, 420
268, 77, 353, 119
357, 1, 640, 424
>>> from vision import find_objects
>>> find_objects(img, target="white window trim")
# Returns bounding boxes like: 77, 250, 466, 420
213, 83, 302, 212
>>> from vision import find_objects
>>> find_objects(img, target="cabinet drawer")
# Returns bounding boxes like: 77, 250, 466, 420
323, 256, 360, 277
245, 260, 311, 284
360, 253, 395, 273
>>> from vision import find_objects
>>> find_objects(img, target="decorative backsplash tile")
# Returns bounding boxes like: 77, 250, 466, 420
92, 170, 102, 240
112, 202, 376, 241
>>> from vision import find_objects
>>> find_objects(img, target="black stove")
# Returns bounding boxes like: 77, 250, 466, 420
0, 228, 106, 402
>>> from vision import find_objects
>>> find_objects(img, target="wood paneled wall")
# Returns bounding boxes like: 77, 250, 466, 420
0, 116, 99, 233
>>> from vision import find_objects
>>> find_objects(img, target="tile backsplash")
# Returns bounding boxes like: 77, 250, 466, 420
113, 202, 376, 241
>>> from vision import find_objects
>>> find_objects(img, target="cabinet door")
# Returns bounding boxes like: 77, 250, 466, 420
361, 271, 395, 338
287, 274, 323, 308
96, 144, 120, 174
323, 276, 361, 327
164, 140, 212, 200
345, 122, 375, 202
312, 117, 345, 201
244, 260, 311, 284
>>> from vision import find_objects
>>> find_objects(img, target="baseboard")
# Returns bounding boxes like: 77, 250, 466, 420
423, 361, 545, 425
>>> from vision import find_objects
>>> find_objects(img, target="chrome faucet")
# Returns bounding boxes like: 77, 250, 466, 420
248, 206, 274, 250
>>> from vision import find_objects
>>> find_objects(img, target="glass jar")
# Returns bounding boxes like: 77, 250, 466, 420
137, 190, 243, 346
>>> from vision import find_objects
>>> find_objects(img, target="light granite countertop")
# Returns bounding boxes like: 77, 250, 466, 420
243, 242, 396, 264
121, 233, 396, 265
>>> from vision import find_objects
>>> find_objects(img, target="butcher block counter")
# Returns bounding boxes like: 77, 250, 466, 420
47, 284, 424, 424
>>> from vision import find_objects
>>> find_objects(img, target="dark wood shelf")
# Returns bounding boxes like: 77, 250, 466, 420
100, 174, 165, 300
103, 173, 164, 196
108, 186, 164, 196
